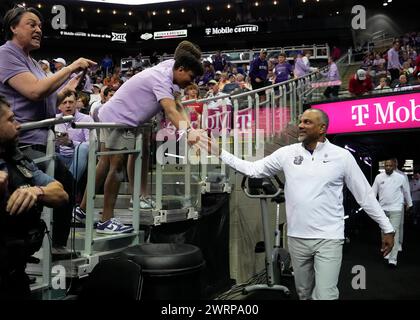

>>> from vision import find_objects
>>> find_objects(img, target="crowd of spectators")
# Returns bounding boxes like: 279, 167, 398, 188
351, 31, 420, 96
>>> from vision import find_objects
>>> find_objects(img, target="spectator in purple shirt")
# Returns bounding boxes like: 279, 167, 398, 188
387, 41, 402, 82
294, 53, 311, 78
212, 50, 227, 72
0, 6, 95, 256
249, 49, 269, 99
198, 62, 214, 86
55, 92, 94, 182
273, 53, 294, 84
74, 43, 206, 234
321, 57, 341, 99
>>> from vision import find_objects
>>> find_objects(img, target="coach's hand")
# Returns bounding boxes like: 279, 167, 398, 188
381, 232, 395, 257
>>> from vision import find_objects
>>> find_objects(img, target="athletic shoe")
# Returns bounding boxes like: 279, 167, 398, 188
73, 205, 86, 223
96, 218, 134, 234
128, 196, 155, 210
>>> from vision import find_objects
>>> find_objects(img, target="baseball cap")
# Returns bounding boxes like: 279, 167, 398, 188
39, 59, 49, 66
93, 83, 103, 89
215, 71, 222, 75
208, 79, 218, 85
260, 48, 268, 54
356, 69, 367, 80
53, 58, 67, 66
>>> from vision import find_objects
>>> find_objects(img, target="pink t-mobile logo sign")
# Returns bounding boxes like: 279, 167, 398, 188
313, 92, 420, 134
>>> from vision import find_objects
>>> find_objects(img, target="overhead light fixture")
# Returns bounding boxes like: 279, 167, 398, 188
168, 22, 171, 26
181, 8, 185, 13
124, 22, 127, 26
80, 7, 85, 12
383, 2, 388, 6
37, 4, 42, 8
336, 11, 339, 14
167, 9, 171, 14
255, 2, 259, 6
113, 10, 117, 14
96, 9, 101, 13
227, 4, 231, 9
22, 3, 26, 7
129, 11, 132, 15
273, 1, 278, 4
152, 11, 156, 15
206, 6, 211, 11
388, 0, 392, 2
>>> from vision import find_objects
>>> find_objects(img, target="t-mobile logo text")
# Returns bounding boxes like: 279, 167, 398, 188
351, 104, 370, 126
352, 99, 420, 127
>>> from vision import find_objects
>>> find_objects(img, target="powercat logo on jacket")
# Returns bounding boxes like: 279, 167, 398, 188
294, 156, 303, 165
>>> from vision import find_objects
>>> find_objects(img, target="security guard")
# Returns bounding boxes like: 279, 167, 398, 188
0, 96, 68, 299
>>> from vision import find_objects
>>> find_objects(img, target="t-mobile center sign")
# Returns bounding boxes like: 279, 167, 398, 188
312, 91, 420, 134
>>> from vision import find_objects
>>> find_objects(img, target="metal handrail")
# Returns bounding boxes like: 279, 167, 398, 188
20, 115, 74, 131
72, 122, 135, 129
181, 67, 328, 106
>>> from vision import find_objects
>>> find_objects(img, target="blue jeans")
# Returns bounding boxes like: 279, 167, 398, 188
57, 143, 89, 182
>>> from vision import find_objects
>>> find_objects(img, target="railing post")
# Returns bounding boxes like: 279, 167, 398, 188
131, 131, 143, 245
233, 98, 240, 158
289, 81, 296, 124
254, 93, 260, 155
265, 88, 271, 141
83, 129, 98, 257
270, 88, 276, 140
155, 138, 163, 211
201, 102, 209, 181
41, 130, 55, 292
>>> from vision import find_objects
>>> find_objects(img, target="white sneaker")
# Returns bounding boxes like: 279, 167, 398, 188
96, 218, 134, 234
128, 196, 155, 210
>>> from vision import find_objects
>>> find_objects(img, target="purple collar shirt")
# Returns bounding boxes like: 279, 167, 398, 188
55, 111, 94, 157
387, 48, 402, 70
0, 41, 57, 145
321, 62, 340, 81
294, 58, 311, 78
98, 60, 178, 126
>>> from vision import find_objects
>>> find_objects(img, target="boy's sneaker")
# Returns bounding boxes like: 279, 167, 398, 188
128, 196, 156, 210
96, 218, 134, 234
73, 206, 86, 223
